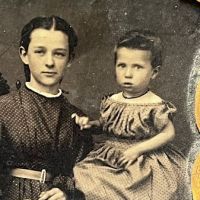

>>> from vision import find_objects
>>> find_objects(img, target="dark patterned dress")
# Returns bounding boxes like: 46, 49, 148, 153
74, 95, 186, 200
0, 86, 92, 200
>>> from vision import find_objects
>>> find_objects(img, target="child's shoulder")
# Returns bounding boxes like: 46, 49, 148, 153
109, 93, 122, 101
146, 91, 163, 104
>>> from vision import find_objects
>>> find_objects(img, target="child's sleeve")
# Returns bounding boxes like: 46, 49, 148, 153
195, 81, 200, 132
99, 95, 108, 126
153, 102, 177, 132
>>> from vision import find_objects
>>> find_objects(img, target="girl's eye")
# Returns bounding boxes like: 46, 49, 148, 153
34, 50, 45, 55
117, 63, 126, 68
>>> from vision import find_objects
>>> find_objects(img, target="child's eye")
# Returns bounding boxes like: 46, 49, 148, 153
54, 52, 67, 58
134, 65, 143, 69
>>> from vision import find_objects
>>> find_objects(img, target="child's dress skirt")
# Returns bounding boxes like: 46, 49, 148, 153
74, 96, 185, 200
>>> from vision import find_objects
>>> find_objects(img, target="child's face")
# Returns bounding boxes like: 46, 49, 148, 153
20, 28, 69, 93
115, 47, 158, 96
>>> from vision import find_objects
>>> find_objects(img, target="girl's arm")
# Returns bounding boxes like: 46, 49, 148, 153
119, 120, 175, 167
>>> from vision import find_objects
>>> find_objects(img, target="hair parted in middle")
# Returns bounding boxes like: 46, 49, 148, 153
20, 15, 78, 81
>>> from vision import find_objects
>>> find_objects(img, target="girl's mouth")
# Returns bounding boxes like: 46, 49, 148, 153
42, 72, 57, 77
123, 82, 133, 85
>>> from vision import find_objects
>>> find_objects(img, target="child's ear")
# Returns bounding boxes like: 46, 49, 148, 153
151, 65, 160, 79
19, 46, 29, 65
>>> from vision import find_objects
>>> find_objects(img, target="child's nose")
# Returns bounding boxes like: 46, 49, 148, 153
124, 67, 133, 78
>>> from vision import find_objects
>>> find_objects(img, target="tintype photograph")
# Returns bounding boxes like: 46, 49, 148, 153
0, 0, 200, 199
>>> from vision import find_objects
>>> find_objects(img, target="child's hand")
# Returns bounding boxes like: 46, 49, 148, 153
71, 113, 92, 130
118, 148, 141, 168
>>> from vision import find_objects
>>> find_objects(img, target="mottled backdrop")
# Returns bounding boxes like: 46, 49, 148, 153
0, 0, 199, 156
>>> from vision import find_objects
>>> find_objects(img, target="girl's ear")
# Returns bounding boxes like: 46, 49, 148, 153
19, 46, 29, 65
66, 53, 74, 68
151, 65, 160, 80
66, 56, 72, 68
66, 62, 71, 68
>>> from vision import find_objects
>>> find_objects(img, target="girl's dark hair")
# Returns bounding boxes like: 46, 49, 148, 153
114, 30, 162, 68
20, 15, 78, 81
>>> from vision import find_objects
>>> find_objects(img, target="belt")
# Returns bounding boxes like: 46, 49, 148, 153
10, 168, 52, 183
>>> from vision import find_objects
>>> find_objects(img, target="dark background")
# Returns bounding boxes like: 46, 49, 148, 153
0, 0, 200, 155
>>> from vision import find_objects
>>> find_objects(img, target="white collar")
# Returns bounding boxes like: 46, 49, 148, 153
25, 82, 62, 98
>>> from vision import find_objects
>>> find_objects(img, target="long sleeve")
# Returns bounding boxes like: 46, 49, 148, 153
51, 125, 93, 198
50, 101, 93, 198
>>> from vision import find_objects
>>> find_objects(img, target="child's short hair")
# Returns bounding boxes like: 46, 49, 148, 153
114, 30, 162, 68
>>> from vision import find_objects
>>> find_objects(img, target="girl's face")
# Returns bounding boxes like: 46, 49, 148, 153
20, 28, 69, 94
115, 47, 158, 96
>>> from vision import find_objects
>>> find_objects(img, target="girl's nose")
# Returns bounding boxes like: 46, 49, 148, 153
125, 67, 133, 78
45, 53, 54, 68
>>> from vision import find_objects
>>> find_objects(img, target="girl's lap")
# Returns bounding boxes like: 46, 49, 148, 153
2, 176, 50, 200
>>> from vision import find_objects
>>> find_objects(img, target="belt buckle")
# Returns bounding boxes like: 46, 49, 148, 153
40, 169, 46, 183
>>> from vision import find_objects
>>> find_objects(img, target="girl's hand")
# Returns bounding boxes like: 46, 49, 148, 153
118, 148, 141, 168
38, 188, 68, 200
71, 113, 91, 130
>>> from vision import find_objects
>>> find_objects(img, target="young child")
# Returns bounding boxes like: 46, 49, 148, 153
73, 30, 185, 200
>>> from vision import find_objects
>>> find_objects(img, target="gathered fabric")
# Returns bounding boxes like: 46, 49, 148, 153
74, 95, 186, 200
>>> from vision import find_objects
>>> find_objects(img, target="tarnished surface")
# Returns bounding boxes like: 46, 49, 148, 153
0, 1, 199, 199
